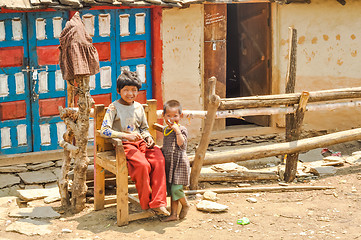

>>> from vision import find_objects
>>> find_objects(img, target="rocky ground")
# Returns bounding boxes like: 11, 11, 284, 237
0, 135, 361, 240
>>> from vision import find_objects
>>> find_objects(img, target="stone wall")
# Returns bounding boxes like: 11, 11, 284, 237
0, 160, 63, 197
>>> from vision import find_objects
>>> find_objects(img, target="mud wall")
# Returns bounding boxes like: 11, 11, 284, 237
272, 0, 361, 131
162, 5, 204, 140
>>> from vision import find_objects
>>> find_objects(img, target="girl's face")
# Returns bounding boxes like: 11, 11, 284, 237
118, 85, 139, 105
163, 107, 181, 125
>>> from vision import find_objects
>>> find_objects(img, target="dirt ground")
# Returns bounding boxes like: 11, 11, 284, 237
1, 166, 361, 239
1, 137, 361, 240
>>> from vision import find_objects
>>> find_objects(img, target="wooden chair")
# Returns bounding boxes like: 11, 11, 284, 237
93, 99, 160, 226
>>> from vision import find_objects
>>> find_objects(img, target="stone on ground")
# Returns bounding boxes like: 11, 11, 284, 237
203, 191, 219, 201
0, 165, 27, 173
196, 200, 228, 213
211, 162, 248, 173
18, 169, 57, 184
17, 187, 60, 201
9, 206, 60, 219
0, 174, 20, 188
6, 219, 52, 236
27, 161, 55, 171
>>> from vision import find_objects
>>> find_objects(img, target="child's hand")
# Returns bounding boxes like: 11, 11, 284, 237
166, 119, 180, 132
124, 132, 142, 142
145, 136, 155, 149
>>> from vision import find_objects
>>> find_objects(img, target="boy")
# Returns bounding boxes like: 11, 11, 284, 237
101, 70, 169, 216
162, 100, 190, 221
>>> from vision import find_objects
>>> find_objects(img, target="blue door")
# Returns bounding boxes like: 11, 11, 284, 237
27, 11, 69, 152
0, 8, 153, 155
0, 12, 32, 155
79, 8, 152, 104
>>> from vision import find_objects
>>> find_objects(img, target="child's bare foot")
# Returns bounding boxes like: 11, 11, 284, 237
179, 204, 190, 219
161, 215, 178, 222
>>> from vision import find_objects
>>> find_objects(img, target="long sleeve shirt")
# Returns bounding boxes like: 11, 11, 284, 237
100, 100, 152, 141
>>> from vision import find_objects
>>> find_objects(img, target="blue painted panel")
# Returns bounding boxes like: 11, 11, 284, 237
0, 13, 32, 155
27, 11, 69, 152
79, 10, 118, 102
115, 8, 152, 99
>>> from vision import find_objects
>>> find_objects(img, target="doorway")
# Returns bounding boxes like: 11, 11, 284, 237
226, 3, 271, 127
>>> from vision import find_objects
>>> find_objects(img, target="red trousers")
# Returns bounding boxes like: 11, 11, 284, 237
123, 140, 167, 210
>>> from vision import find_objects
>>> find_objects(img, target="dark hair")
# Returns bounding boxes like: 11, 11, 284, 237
163, 100, 182, 115
116, 70, 142, 92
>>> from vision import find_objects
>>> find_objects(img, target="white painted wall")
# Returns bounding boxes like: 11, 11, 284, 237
272, 0, 361, 131
162, 5, 204, 140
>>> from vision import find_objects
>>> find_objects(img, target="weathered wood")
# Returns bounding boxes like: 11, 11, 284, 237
199, 171, 279, 182
285, 92, 309, 182
189, 127, 361, 166
184, 185, 335, 195
204, 4, 227, 131
153, 123, 164, 133
115, 139, 129, 226
58, 149, 71, 207
70, 76, 93, 213
218, 87, 361, 110
190, 77, 221, 190
96, 152, 116, 174
284, 27, 299, 183
59, 140, 78, 151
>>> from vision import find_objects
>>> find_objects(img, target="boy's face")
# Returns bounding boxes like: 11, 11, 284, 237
118, 85, 139, 105
163, 107, 181, 125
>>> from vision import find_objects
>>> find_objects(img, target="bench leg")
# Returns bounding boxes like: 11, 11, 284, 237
116, 146, 129, 226
94, 162, 105, 210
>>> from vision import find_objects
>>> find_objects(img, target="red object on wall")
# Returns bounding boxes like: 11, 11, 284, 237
37, 45, 60, 66
120, 40, 146, 60
92, 93, 112, 106
0, 47, 23, 67
93, 42, 111, 61
0, 100, 27, 121
39, 97, 65, 117
135, 90, 147, 104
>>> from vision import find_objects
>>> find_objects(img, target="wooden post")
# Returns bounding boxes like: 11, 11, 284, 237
147, 99, 158, 143
113, 139, 129, 226
94, 105, 105, 211
58, 81, 75, 208
284, 27, 298, 183
71, 76, 93, 212
190, 77, 221, 190
284, 91, 309, 182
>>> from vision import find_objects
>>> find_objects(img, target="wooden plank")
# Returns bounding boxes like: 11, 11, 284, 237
115, 140, 129, 226
189, 127, 361, 166
204, 3, 227, 131
184, 185, 335, 195
218, 87, 361, 110
190, 77, 221, 189
199, 171, 279, 182
128, 210, 155, 222
96, 152, 116, 174
94, 161, 105, 210
0, 148, 93, 167
128, 194, 140, 205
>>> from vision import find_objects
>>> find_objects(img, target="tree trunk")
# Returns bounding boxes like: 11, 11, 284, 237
71, 76, 93, 212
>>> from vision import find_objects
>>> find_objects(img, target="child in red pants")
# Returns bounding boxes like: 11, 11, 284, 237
100, 70, 169, 216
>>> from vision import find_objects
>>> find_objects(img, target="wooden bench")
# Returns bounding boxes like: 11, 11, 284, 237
93, 99, 160, 226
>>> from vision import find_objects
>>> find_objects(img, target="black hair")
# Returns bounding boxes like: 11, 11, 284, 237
163, 100, 182, 115
116, 70, 142, 92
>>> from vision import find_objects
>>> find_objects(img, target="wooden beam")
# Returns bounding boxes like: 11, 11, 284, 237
115, 139, 129, 226
190, 77, 221, 190
199, 171, 279, 182
147, 99, 158, 142
189, 127, 361, 166
184, 185, 335, 195
285, 91, 309, 182
218, 87, 361, 110
96, 152, 116, 174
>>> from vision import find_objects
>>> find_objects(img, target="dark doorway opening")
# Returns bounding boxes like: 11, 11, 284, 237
226, 3, 271, 127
